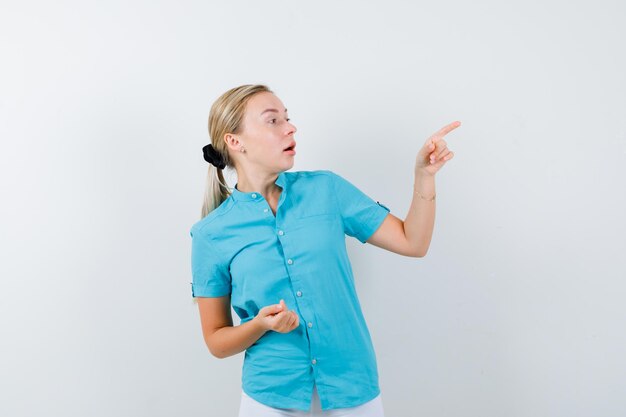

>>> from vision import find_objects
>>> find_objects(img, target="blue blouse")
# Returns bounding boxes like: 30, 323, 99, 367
190, 169, 391, 411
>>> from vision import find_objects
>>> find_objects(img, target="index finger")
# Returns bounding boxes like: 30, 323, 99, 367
432, 121, 461, 139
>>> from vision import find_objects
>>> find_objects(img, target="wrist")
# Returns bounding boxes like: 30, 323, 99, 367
414, 172, 435, 187
251, 315, 268, 333
414, 169, 435, 179
413, 172, 436, 201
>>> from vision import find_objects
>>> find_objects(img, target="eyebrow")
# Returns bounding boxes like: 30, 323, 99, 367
260, 108, 288, 116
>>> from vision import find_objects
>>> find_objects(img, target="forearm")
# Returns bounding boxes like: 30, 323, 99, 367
404, 173, 436, 257
209, 316, 268, 359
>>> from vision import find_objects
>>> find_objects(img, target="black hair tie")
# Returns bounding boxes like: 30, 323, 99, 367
202, 144, 226, 169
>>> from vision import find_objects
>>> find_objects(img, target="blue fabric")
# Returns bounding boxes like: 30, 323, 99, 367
189, 170, 391, 411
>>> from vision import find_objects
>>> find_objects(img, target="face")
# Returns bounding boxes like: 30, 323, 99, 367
228, 91, 298, 171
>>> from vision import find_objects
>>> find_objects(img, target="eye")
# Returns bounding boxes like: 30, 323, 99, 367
269, 117, 291, 124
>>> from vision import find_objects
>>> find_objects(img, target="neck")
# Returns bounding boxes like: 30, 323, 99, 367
235, 171, 282, 197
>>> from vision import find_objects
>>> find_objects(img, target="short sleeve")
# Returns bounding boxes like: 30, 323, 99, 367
329, 171, 391, 244
189, 226, 231, 297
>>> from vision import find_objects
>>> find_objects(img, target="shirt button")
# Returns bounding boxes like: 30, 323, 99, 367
263, 208, 268, 212
311, 359, 317, 365
296, 291, 302, 297
308, 322, 313, 328
251, 193, 257, 198
278, 230, 284, 235
287, 259, 293, 265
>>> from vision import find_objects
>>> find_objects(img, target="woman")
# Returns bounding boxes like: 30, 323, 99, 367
190, 84, 460, 416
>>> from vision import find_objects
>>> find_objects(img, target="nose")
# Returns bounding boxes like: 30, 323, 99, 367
287, 121, 297, 135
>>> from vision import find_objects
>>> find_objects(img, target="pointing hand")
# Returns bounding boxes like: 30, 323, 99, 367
415, 120, 461, 176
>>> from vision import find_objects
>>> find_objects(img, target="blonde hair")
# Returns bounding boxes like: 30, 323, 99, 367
200, 84, 273, 219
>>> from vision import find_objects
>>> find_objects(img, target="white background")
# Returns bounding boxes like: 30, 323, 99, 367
1, 1, 625, 416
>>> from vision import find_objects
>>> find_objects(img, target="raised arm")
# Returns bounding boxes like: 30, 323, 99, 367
367, 121, 460, 257
366, 174, 435, 257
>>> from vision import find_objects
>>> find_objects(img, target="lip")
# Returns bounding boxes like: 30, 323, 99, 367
283, 141, 296, 154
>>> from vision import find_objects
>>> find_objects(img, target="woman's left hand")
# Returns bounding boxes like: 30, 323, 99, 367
415, 120, 461, 176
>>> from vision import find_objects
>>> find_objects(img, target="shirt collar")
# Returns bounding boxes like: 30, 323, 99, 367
230, 171, 288, 202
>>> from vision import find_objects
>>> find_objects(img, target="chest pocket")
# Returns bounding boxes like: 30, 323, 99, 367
294, 207, 335, 220
292, 211, 337, 229
295, 212, 335, 220
290, 183, 339, 229
290, 212, 341, 246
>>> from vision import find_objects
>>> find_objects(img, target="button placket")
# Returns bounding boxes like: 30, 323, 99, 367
248, 180, 322, 380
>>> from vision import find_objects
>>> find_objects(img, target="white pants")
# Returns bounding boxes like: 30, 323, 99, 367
238, 383, 385, 417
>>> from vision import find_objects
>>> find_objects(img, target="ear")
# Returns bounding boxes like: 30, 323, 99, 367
223, 133, 243, 152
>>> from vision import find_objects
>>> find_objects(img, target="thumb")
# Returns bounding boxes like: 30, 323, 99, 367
263, 301, 282, 315
419, 139, 434, 157
420, 140, 436, 161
